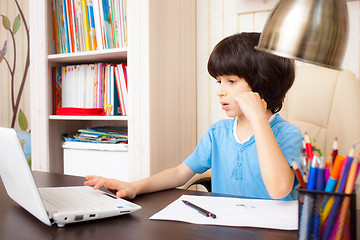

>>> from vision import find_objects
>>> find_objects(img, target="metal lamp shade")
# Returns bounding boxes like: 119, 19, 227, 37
256, 0, 349, 70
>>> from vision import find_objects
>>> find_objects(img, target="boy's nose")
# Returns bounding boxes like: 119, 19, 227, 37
218, 90, 227, 97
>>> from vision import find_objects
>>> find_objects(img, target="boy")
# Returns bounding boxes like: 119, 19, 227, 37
85, 32, 303, 201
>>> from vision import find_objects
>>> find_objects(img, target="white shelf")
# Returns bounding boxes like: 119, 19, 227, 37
49, 115, 128, 121
48, 48, 127, 64
30, 0, 197, 182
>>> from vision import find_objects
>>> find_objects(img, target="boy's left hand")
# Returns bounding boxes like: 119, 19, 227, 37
234, 91, 267, 122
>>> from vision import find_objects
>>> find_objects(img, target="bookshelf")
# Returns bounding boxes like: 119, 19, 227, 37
29, 0, 196, 181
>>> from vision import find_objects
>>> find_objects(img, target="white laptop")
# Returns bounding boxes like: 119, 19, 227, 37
0, 127, 141, 227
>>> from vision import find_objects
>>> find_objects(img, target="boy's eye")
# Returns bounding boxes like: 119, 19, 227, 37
229, 79, 236, 84
216, 80, 221, 85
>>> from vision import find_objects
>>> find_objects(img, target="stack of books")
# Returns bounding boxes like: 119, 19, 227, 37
62, 126, 128, 151
51, 0, 127, 53
53, 63, 128, 116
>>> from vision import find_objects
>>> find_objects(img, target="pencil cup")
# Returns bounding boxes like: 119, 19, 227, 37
296, 187, 357, 240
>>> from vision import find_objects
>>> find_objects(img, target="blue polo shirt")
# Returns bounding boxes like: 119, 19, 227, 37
184, 114, 303, 200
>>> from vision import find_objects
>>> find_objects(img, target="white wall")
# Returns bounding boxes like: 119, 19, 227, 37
196, 0, 360, 140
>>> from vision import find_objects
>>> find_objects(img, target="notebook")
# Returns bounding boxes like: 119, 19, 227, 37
0, 127, 141, 227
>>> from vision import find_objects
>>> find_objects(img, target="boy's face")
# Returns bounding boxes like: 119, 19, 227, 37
216, 75, 252, 118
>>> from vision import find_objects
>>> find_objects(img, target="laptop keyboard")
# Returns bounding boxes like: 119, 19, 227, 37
38, 186, 130, 213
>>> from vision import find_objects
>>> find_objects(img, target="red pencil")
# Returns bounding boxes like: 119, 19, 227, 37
292, 160, 306, 189
304, 132, 313, 162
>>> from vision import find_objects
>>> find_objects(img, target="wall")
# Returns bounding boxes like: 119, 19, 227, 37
0, 0, 30, 130
196, 0, 360, 140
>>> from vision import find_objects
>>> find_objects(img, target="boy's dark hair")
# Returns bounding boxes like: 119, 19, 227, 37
207, 32, 295, 113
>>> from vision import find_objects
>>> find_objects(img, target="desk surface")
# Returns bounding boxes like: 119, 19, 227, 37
0, 171, 343, 240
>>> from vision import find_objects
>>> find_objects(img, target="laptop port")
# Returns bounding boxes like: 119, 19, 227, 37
120, 211, 131, 214
89, 214, 96, 218
74, 215, 84, 221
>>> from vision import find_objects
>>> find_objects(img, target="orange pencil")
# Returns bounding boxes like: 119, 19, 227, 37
321, 155, 346, 222
292, 160, 306, 189
334, 157, 359, 240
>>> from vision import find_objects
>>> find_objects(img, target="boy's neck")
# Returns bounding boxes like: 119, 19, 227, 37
236, 110, 273, 142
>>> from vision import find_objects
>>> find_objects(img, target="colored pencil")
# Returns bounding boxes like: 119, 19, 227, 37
322, 146, 355, 240
313, 156, 325, 240
321, 155, 346, 209
298, 158, 317, 240
332, 137, 338, 165
304, 132, 313, 162
292, 160, 306, 189
334, 156, 359, 240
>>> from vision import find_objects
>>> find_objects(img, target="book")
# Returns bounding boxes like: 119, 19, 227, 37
51, 0, 60, 53
82, 126, 128, 138
118, 63, 128, 115
61, 0, 71, 53
66, 0, 75, 52
63, 141, 128, 151
52, 67, 63, 114
81, 0, 92, 51
70, 0, 80, 51
101, 0, 114, 49
113, 64, 122, 115
93, 0, 105, 50
57, 107, 106, 115
75, 0, 85, 51
86, 0, 98, 50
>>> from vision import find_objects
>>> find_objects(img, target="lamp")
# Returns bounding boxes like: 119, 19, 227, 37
256, 0, 349, 70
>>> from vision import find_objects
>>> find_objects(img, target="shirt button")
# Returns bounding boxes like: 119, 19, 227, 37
236, 162, 241, 167
239, 148, 243, 152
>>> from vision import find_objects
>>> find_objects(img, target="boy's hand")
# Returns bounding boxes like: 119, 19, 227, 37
234, 91, 267, 123
84, 175, 137, 199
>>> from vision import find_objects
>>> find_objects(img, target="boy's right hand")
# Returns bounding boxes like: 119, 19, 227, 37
84, 175, 137, 199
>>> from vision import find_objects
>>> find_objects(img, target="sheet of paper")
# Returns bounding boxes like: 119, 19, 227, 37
150, 195, 298, 230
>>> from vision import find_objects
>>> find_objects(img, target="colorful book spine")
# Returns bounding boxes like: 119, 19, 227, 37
101, 0, 113, 49
109, 0, 118, 48
52, 67, 63, 114
65, 0, 75, 52
87, 0, 98, 50
81, 0, 92, 51
60, 0, 71, 53
70, 0, 80, 52
51, 0, 60, 53
93, 0, 105, 50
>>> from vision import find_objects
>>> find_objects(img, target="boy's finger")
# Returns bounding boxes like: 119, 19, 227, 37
93, 179, 106, 190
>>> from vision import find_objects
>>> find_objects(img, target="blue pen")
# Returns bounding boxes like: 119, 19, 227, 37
307, 156, 318, 191
299, 156, 318, 240
315, 157, 325, 191
313, 156, 325, 240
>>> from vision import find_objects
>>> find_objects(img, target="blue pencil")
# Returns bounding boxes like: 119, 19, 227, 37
299, 156, 318, 240
313, 156, 325, 240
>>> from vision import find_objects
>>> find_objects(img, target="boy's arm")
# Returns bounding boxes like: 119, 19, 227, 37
85, 163, 195, 199
235, 92, 295, 199
133, 163, 195, 195
251, 118, 295, 199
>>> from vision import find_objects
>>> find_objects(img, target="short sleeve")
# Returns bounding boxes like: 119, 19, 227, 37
183, 130, 212, 174
277, 131, 303, 168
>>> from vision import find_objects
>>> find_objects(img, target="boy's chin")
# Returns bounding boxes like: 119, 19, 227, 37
224, 111, 241, 119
